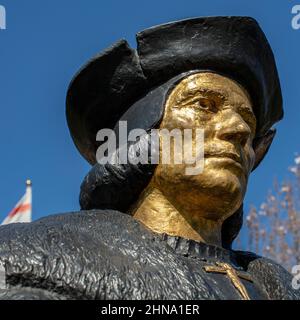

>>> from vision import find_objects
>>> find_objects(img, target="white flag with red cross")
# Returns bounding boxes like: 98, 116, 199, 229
1, 180, 32, 225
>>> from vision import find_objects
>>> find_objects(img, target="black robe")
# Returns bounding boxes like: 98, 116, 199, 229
0, 210, 298, 300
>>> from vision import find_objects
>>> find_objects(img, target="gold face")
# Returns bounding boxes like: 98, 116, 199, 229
154, 72, 256, 220
133, 72, 256, 245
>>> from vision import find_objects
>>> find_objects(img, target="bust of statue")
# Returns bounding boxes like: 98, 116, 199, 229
0, 16, 298, 300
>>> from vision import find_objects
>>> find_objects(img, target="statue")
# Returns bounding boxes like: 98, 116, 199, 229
0, 16, 298, 300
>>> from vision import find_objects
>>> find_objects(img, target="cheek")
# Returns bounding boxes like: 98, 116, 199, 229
155, 163, 186, 186
162, 107, 199, 129
161, 107, 215, 143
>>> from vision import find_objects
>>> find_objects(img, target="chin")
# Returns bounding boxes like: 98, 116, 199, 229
156, 165, 246, 219
177, 169, 245, 220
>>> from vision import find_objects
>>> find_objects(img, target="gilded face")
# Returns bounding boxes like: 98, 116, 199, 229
153, 72, 256, 222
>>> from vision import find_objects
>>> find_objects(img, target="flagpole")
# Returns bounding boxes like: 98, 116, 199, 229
26, 179, 32, 222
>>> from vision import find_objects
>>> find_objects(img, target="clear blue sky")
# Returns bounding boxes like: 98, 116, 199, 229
0, 1, 299, 247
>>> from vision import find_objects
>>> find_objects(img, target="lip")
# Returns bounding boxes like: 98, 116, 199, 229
205, 152, 243, 165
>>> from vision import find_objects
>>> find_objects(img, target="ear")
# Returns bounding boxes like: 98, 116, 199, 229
252, 128, 276, 171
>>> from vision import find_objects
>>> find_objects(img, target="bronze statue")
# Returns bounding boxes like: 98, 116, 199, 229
0, 16, 298, 300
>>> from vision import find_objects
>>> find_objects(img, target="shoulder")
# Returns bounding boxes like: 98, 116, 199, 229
235, 250, 300, 300
0, 209, 156, 263
0, 210, 160, 299
0, 209, 142, 251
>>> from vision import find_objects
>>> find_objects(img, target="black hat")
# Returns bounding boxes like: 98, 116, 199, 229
66, 16, 283, 167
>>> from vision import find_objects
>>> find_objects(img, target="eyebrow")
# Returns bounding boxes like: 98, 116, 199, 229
236, 104, 255, 116
178, 89, 226, 106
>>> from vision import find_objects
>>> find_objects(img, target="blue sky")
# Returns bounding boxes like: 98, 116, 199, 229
0, 1, 299, 247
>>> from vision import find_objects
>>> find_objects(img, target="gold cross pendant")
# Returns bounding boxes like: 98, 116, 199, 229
203, 262, 253, 300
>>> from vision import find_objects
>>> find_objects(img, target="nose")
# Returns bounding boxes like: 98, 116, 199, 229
216, 110, 251, 146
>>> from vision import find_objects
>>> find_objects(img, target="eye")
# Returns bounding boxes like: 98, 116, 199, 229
197, 98, 217, 112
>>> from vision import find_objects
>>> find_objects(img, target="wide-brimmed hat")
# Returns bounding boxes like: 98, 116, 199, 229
66, 16, 283, 168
